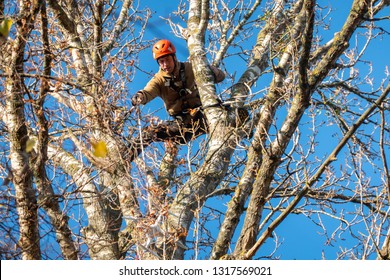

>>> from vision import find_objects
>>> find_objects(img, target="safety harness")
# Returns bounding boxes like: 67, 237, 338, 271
165, 62, 224, 120
164, 62, 196, 118
165, 63, 190, 97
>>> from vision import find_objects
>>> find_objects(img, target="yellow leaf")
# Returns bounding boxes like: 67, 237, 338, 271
86, 104, 95, 113
91, 140, 108, 158
25, 138, 36, 153
0, 18, 13, 40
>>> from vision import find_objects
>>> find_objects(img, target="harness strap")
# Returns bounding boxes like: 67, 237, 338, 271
165, 62, 194, 113
166, 63, 188, 96
179, 62, 187, 94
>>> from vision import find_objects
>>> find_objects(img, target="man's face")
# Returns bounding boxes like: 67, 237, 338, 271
158, 55, 175, 74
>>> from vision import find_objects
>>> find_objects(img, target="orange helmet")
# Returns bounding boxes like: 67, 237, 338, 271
152, 39, 176, 60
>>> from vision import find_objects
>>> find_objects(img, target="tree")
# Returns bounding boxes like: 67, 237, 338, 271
0, 0, 389, 260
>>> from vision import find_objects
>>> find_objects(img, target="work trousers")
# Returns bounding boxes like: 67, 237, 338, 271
129, 110, 207, 161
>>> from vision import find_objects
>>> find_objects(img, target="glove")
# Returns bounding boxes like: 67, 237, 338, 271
131, 92, 143, 106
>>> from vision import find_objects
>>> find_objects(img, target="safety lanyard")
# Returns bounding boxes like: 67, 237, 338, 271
166, 63, 188, 97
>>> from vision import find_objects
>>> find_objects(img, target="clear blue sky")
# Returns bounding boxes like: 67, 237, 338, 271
0, 0, 388, 262
131, 1, 390, 260
134, 1, 390, 107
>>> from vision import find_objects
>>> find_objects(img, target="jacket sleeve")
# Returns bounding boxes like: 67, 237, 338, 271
137, 75, 162, 104
210, 65, 226, 83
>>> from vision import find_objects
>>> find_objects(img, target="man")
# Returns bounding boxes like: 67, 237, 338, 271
129, 39, 225, 160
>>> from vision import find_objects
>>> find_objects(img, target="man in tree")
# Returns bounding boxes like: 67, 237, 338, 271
130, 39, 225, 159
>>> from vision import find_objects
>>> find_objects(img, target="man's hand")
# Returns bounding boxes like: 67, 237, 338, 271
131, 92, 143, 106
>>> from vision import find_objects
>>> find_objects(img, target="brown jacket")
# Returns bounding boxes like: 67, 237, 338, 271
137, 61, 225, 116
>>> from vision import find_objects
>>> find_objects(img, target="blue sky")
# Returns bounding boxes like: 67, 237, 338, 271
129, 1, 390, 260
133, 1, 390, 105
1, 0, 387, 260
